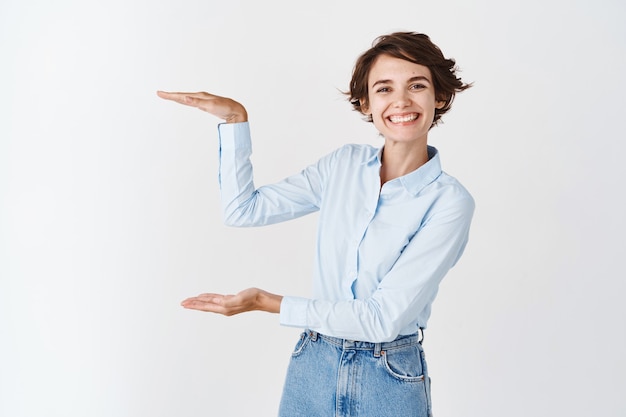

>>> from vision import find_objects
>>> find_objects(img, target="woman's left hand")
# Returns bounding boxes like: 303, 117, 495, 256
181, 288, 283, 316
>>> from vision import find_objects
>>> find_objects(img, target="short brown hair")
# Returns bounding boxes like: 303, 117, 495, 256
347, 32, 471, 126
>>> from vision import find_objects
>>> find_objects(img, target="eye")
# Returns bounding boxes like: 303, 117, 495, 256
410, 83, 426, 90
376, 86, 390, 93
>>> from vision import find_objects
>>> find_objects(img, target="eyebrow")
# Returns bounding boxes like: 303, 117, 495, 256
371, 76, 432, 88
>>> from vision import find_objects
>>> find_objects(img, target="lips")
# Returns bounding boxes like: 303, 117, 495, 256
388, 113, 419, 123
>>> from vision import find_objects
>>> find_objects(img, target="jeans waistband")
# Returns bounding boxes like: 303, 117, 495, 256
307, 329, 423, 357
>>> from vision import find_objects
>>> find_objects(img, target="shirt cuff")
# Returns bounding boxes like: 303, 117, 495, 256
279, 296, 310, 328
217, 121, 251, 151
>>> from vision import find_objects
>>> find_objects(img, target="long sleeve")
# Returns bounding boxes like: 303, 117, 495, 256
280, 194, 474, 342
217, 122, 333, 226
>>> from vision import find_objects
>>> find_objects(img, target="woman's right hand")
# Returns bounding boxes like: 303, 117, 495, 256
157, 91, 248, 123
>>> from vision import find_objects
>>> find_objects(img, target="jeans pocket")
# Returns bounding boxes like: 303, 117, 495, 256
291, 331, 312, 357
381, 344, 425, 382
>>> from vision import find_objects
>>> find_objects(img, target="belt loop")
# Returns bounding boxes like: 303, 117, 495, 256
418, 327, 425, 344
374, 342, 382, 358
309, 330, 318, 342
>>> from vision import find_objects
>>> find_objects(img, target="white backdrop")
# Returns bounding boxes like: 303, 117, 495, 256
1, 0, 625, 416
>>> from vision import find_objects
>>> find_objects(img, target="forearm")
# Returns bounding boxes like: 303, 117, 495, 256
280, 199, 475, 342
217, 122, 323, 227
280, 295, 414, 343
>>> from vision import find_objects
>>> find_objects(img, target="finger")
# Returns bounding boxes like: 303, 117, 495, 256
156, 91, 197, 107
156, 90, 185, 101
181, 294, 223, 305
181, 295, 223, 307
156, 91, 214, 108
196, 293, 231, 302
182, 92, 217, 99
157, 91, 216, 101
181, 299, 227, 314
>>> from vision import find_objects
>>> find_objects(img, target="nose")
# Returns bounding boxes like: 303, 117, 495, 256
392, 89, 411, 108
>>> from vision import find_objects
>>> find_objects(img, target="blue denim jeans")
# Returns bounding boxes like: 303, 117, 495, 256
278, 330, 432, 417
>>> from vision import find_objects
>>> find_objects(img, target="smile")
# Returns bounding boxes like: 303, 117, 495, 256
388, 113, 418, 123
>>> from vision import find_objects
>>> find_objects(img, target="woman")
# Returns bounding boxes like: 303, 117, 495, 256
158, 31, 473, 417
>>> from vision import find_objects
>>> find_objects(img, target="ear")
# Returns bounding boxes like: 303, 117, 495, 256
435, 100, 446, 110
360, 99, 371, 115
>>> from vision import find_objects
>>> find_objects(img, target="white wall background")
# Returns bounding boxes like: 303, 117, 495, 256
1, 0, 625, 416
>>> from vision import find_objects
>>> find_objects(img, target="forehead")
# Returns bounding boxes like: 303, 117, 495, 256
368, 54, 432, 85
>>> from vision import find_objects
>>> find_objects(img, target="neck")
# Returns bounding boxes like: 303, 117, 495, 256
380, 140, 429, 186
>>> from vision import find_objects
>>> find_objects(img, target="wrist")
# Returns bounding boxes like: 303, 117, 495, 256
225, 105, 248, 123
225, 114, 247, 123
257, 290, 282, 314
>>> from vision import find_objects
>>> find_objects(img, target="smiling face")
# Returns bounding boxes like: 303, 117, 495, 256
362, 54, 444, 147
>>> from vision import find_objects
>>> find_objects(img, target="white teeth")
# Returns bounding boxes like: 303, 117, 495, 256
389, 114, 418, 123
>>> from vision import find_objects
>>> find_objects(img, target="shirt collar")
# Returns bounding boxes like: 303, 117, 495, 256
362, 147, 383, 166
364, 145, 442, 196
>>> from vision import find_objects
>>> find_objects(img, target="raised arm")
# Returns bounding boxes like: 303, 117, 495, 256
158, 90, 329, 227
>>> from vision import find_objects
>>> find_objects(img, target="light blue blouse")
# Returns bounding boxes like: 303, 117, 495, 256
217, 122, 474, 343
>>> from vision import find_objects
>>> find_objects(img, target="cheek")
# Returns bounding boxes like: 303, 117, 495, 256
368, 101, 384, 117
372, 111, 386, 123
